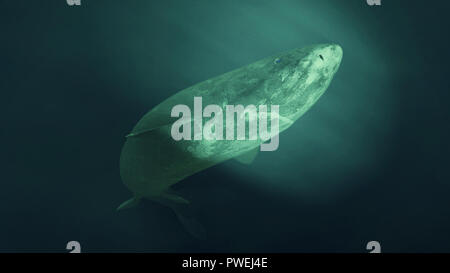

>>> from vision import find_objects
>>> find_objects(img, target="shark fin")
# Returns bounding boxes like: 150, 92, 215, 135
156, 192, 206, 240
116, 196, 141, 211
235, 147, 259, 165
173, 210, 206, 240
126, 126, 166, 138
126, 110, 175, 138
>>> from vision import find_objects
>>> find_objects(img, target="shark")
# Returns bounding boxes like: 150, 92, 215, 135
117, 44, 343, 237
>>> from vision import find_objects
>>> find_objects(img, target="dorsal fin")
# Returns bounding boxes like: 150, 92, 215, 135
126, 109, 175, 138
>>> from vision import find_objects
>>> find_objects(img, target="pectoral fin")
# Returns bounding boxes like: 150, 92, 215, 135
235, 147, 259, 165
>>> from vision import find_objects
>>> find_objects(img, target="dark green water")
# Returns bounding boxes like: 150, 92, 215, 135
1, 0, 449, 252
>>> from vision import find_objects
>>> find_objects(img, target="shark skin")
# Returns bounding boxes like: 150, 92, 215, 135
117, 44, 343, 236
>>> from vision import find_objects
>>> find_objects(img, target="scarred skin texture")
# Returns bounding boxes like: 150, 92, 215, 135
119, 44, 343, 201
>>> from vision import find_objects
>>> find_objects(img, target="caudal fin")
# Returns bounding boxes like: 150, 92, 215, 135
173, 209, 207, 240
117, 193, 206, 239
157, 193, 207, 240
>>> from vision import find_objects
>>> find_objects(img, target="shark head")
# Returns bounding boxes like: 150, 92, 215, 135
297, 43, 343, 86
267, 44, 343, 120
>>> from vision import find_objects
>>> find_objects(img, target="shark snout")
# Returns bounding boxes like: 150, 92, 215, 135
328, 44, 343, 67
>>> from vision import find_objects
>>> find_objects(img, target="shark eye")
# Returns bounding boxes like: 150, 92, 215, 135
274, 58, 281, 64
319, 54, 324, 61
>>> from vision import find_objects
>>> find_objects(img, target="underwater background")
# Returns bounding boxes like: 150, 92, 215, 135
1, 0, 449, 252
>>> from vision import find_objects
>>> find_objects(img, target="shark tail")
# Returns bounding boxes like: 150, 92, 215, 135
157, 193, 207, 240
116, 193, 206, 239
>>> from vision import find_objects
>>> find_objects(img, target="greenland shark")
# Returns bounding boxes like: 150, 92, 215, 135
117, 44, 343, 237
